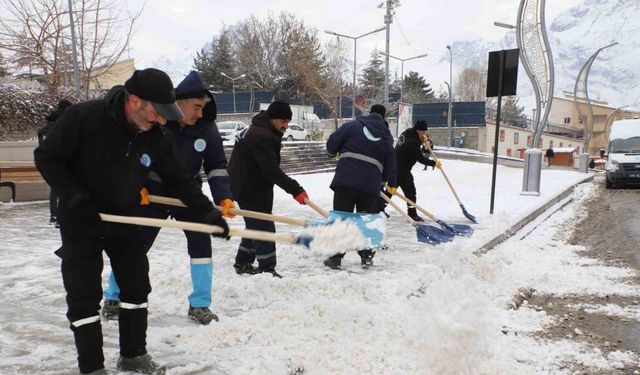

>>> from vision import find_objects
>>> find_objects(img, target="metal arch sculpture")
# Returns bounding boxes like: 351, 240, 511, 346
574, 43, 618, 153
603, 105, 627, 146
516, 0, 554, 148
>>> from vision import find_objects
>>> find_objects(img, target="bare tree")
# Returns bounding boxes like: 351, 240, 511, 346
291, 38, 348, 128
455, 67, 486, 102
0, 0, 141, 94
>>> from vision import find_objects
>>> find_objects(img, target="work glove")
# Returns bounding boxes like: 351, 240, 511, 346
294, 191, 308, 205
385, 186, 397, 196
68, 191, 99, 223
434, 160, 442, 169
139, 187, 150, 205
219, 198, 237, 219
201, 209, 230, 240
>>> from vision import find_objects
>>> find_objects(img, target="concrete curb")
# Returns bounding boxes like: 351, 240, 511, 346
474, 173, 597, 256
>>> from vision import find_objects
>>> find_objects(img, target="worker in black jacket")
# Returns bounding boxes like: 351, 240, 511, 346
34, 68, 229, 375
394, 120, 441, 221
228, 101, 308, 278
38, 99, 72, 226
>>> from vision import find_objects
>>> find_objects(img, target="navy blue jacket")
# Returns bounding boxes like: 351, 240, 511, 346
326, 114, 396, 197
146, 72, 232, 204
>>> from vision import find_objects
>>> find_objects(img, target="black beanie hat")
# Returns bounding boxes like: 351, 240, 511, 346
370, 104, 386, 118
267, 101, 292, 120
414, 120, 428, 130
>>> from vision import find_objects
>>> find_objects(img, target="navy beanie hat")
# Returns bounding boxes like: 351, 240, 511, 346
267, 101, 293, 120
414, 120, 428, 130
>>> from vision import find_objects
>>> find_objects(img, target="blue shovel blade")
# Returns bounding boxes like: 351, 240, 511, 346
414, 223, 454, 245
293, 235, 314, 248
436, 219, 474, 237
328, 210, 385, 248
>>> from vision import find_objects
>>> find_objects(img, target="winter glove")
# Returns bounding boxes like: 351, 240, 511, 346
219, 198, 237, 219
386, 186, 397, 196
434, 160, 442, 169
139, 187, 150, 205
294, 191, 309, 205
201, 209, 230, 240
67, 191, 99, 223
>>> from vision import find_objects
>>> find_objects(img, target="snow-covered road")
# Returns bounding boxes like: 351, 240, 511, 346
1, 161, 637, 374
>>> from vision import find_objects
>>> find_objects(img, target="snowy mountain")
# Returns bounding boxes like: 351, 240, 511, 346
450, 0, 640, 110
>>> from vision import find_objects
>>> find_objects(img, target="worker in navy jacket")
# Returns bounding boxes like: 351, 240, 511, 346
102, 71, 235, 325
395, 120, 441, 221
323, 104, 396, 269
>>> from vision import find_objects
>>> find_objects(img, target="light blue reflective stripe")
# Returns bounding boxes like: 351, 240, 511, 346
71, 315, 100, 327
147, 171, 162, 182
119, 302, 148, 310
238, 245, 255, 254
339, 152, 383, 173
207, 169, 229, 179
256, 251, 276, 260
191, 257, 212, 265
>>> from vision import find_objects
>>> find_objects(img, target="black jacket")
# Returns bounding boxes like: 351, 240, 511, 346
228, 111, 303, 202
37, 110, 63, 144
34, 86, 215, 236
395, 128, 436, 176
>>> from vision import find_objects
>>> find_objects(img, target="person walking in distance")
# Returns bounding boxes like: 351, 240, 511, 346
545, 147, 555, 167
323, 104, 396, 269
395, 120, 441, 221
38, 99, 72, 226
228, 101, 308, 278
34, 68, 229, 375
101, 71, 235, 325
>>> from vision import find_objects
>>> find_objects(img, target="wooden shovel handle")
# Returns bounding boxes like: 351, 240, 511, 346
422, 142, 462, 203
99, 213, 297, 244
304, 198, 329, 218
147, 194, 308, 227
393, 191, 437, 221
379, 192, 415, 225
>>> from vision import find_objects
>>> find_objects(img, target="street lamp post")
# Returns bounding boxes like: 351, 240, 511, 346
220, 72, 246, 113
378, 52, 428, 102
446, 45, 453, 147
325, 26, 386, 120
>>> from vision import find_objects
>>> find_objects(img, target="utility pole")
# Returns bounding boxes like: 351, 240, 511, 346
383, 0, 392, 107
67, 0, 81, 96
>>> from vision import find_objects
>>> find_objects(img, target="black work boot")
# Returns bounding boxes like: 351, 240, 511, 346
358, 250, 375, 268
234, 263, 260, 275
188, 306, 219, 325
259, 267, 283, 278
323, 254, 343, 269
101, 300, 119, 320
117, 354, 166, 375
79, 369, 107, 375
407, 208, 424, 222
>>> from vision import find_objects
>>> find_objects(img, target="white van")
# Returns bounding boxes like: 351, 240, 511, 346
605, 119, 640, 188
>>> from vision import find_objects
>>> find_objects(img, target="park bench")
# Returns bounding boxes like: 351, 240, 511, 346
0, 165, 43, 202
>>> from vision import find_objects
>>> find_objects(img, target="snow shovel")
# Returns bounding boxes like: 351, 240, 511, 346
379, 192, 453, 246
423, 141, 477, 223
145, 194, 328, 228
144, 194, 385, 248
98, 213, 364, 257
394, 191, 473, 237
304, 197, 329, 219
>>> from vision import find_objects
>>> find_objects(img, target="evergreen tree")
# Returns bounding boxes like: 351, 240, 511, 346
401, 71, 434, 103
502, 96, 526, 126
211, 27, 236, 92
359, 51, 385, 101
193, 36, 218, 89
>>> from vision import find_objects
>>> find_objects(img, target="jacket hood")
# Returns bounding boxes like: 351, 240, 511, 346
176, 71, 207, 99
45, 110, 61, 122
103, 85, 136, 135
357, 114, 391, 140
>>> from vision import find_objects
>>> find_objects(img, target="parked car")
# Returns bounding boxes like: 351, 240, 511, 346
217, 121, 247, 144
282, 123, 310, 141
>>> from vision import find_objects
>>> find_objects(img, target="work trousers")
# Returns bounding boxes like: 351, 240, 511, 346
397, 170, 417, 210
234, 195, 276, 271
331, 186, 378, 260
57, 224, 151, 374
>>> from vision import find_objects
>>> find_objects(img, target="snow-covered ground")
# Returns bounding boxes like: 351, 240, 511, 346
1, 160, 637, 374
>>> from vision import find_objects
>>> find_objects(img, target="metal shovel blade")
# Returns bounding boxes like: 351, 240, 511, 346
436, 219, 474, 237
414, 223, 453, 245
460, 204, 477, 224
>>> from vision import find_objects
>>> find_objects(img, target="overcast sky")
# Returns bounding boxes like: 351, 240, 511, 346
123, 0, 582, 92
